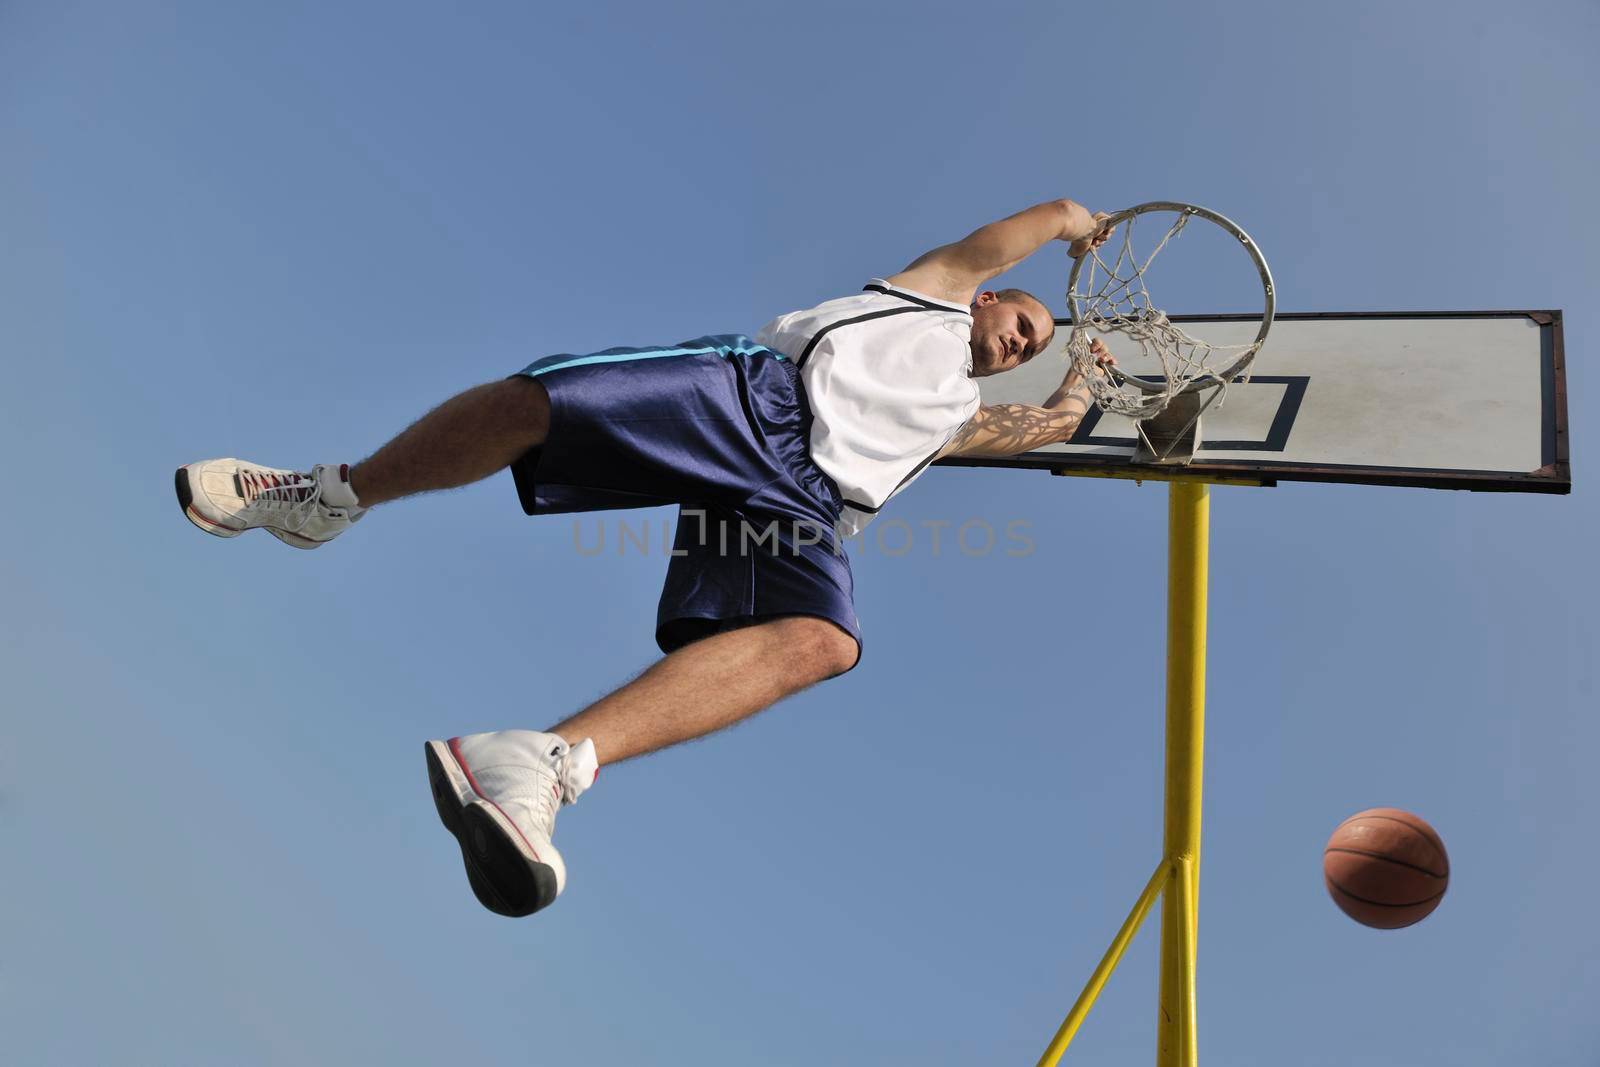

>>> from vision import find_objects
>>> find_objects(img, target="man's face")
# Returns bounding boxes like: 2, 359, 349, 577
969, 291, 1055, 377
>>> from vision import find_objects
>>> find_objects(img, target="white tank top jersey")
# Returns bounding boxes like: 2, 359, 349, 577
755, 279, 981, 536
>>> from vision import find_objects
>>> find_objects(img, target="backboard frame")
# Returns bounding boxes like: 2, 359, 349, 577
940, 309, 1570, 494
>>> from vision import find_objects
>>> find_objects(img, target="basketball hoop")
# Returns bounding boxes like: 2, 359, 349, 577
1067, 202, 1276, 424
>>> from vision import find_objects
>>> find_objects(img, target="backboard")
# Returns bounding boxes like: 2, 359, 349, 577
943, 310, 1569, 494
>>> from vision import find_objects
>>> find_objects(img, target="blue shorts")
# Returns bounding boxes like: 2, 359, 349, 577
509, 335, 860, 664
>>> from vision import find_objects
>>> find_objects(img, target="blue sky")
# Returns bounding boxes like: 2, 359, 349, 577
2, 1, 1595, 1063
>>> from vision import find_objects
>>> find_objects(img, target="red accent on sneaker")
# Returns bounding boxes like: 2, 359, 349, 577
339, 463, 350, 483
188, 506, 244, 533
447, 737, 545, 864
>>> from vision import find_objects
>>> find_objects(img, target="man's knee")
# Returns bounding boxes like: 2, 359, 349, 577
497, 376, 551, 448
778, 615, 860, 682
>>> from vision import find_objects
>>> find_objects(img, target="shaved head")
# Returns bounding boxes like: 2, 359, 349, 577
994, 288, 1051, 317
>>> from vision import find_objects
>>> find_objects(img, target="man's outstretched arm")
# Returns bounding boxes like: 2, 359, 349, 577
887, 199, 1111, 305
938, 340, 1116, 459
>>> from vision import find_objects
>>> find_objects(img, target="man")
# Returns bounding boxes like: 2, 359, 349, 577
176, 198, 1115, 917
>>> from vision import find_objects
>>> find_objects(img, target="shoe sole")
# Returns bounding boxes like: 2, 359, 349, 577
174, 466, 327, 550
424, 740, 559, 918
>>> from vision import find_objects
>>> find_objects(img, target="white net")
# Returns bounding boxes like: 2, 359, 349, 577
1066, 207, 1269, 420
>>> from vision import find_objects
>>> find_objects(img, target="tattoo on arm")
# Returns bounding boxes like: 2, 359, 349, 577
945, 398, 1092, 459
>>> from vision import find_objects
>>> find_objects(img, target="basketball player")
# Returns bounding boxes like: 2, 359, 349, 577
175, 198, 1115, 916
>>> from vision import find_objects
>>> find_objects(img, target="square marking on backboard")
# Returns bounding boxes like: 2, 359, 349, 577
1074, 377, 1309, 452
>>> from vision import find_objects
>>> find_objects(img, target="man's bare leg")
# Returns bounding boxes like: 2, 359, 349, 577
349, 377, 550, 508
549, 615, 861, 765
425, 614, 858, 916
176, 376, 550, 546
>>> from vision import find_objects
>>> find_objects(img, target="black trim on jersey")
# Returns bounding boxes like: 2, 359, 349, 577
796, 306, 922, 367
842, 496, 881, 515
795, 289, 970, 368
841, 422, 968, 517
862, 283, 973, 316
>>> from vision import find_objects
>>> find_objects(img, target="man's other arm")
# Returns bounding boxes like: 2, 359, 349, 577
887, 199, 1110, 305
939, 340, 1116, 459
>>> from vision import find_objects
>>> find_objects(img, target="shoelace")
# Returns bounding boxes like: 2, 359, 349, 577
475, 761, 562, 841
524, 763, 562, 837
239, 468, 328, 531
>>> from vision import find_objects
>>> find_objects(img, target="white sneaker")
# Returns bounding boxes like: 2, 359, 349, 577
176, 459, 365, 549
424, 730, 599, 917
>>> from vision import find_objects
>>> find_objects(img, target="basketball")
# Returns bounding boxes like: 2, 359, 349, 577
1322, 808, 1450, 929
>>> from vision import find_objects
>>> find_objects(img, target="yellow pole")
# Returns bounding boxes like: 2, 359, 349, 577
1157, 481, 1208, 1067
1174, 854, 1199, 1067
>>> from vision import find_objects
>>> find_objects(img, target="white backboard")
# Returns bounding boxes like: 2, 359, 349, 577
943, 311, 1569, 493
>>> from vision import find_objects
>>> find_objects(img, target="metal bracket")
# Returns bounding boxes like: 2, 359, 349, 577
1133, 390, 1205, 465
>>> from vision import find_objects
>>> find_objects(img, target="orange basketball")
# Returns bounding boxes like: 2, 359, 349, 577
1322, 808, 1449, 929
